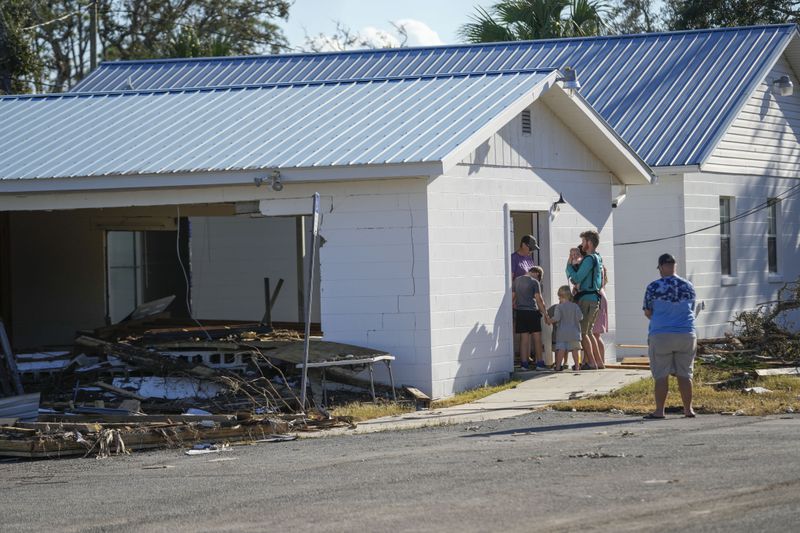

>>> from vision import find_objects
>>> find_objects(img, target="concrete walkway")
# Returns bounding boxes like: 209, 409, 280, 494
303, 367, 649, 437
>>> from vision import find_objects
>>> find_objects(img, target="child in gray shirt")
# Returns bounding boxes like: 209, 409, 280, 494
552, 285, 583, 371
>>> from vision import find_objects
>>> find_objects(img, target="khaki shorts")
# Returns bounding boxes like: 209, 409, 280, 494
578, 300, 599, 337
648, 333, 697, 380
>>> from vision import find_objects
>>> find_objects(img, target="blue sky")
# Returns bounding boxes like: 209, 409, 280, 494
280, 0, 489, 50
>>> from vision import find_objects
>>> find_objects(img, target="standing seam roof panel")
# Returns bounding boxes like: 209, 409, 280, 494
69, 25, 797, 167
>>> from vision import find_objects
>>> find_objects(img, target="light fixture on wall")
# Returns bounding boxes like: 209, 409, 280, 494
772, 75, 794, 96
550, 193, 567, 215
270, 170, 283, 192
612, 185, 628, 208
557, 67, 581, 94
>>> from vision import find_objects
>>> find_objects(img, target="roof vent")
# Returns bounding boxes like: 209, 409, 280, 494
521, 109, 532, 135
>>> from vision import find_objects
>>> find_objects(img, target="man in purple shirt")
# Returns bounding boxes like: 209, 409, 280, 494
511, 235, 538, 280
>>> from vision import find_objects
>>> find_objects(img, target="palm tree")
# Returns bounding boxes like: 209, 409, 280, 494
459, 0, 608, 43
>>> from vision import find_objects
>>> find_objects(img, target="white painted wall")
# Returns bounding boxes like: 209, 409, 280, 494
612, 174, 686, 353
704, 56, 800, 178
193, 180, 434, 393
683, 172, 800, 339
190, 215, 309, 323
427, 101, 618, 398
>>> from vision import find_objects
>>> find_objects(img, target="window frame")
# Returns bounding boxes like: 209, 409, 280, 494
719, 196, 737, 285
767, 198, 782, 282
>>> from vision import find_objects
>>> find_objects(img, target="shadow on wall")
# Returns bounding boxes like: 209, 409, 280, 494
451, 291, 513, 393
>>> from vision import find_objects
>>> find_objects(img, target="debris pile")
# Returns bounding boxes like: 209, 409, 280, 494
0, 311, 396, 459
698, 277, 800, 368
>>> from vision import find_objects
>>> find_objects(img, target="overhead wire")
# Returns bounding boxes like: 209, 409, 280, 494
615, 180, 800, 246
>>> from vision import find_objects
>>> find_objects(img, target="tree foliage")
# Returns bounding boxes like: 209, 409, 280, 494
607, 0, 664, 34
458, 0, 610, 43
0, 0, 44, 94
665, 0, 799, 30
0, 0, 291, 94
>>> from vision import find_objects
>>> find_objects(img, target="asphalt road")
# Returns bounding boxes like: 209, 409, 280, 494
2, 412, 799, 533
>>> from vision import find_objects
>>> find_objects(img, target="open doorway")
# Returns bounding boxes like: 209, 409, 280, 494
105, 225, 190, 324
510, 211, 552, 366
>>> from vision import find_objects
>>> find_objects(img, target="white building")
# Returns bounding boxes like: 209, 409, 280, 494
2, 25, 798, 397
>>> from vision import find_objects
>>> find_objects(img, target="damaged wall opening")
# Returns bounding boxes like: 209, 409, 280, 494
4, 205, 321, 350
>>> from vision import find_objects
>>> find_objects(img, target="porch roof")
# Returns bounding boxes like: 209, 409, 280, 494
72, 24, 799, 168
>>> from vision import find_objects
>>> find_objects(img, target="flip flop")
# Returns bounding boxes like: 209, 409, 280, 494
642, 413, 666, 420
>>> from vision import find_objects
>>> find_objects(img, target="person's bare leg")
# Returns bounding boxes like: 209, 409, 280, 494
651, 376, 668, 417
571, 350, 581, 370
532, 332, 543, 364
581, 334, 597, 368
677, 376, 695, 416
520, 333, 531, 366
589, 334, 605, 368
594, 332, 606, 363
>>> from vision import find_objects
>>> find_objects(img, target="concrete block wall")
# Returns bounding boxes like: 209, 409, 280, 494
683, 172, 800, 339
190, 215, 307, 323
189, 179, 433, 393
612, 174, 686, 352
428, 166, 616, 397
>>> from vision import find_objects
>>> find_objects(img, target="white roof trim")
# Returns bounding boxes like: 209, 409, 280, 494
539, 84, 654, 185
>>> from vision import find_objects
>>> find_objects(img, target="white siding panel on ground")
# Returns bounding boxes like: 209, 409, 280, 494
612, 174, 685, 353
704, 55, 800, 177
683, 172, 800, 339
430, 103, 617, 398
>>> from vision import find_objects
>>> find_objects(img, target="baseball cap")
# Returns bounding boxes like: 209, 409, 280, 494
521, 235, 540, 250
658, 253, 676, 266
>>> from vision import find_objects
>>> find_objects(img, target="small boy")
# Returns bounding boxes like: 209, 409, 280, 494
512, 266, 549, 370
552, 285, 583, 371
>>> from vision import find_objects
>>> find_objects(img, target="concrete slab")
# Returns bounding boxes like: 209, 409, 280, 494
300, 368, 649, 437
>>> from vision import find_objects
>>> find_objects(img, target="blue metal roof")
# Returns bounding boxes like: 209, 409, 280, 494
72, 24, 798, 167
0, 70, 554, 180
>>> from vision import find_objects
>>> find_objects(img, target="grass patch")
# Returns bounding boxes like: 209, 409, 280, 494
431, 380, 522, 409
551, 364, 800, 416
329, 380, 522, 422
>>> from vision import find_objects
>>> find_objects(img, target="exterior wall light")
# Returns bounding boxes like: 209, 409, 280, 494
557, 67, 581, 93
772, 75, 793, 97
551, 193, 567, 215
270, 170, 283, 191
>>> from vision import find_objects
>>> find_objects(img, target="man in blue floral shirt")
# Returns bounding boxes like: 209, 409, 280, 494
642, 253, 697, 419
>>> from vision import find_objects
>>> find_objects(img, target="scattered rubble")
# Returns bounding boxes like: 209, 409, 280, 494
0, 308, 406, 459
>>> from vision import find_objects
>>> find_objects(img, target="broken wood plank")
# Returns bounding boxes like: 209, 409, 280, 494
403, 386, 431, 409
620, 357, 650, 365
37, 413, 236, 424
0, 420, 288, 458
755, 367, 800, 377
75, 336, 217, 378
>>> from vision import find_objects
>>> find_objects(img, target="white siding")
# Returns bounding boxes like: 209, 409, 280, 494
429, 100, 617, 398
612, 174, 686, 352
683, 172, 800, 339
704, 56, 800, 177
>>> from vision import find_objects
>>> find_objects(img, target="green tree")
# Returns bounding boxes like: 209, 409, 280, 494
1, 0, 291, 93
458, 0, 609, 43
665, 0, 799, 30
608, 0, 664, 33
0, 0, 44, 94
